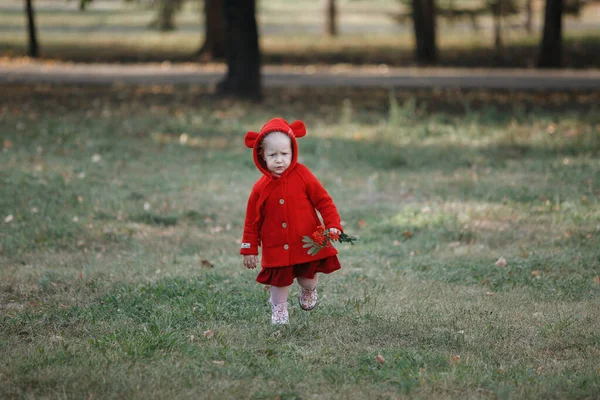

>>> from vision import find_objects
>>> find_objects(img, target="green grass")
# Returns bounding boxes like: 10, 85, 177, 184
1, 84, 599, 399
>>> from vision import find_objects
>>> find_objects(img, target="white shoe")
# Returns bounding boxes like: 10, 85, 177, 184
271, 302, 289, 325
298, 286, 318, 311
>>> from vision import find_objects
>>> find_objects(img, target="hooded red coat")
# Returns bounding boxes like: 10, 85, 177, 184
240, 118, 342, 268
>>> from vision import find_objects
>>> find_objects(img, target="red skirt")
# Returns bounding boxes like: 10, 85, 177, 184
256, 256, 341, 287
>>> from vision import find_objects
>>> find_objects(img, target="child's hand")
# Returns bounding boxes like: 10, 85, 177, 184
328, 228, 341, 236
243, 255, 258, 269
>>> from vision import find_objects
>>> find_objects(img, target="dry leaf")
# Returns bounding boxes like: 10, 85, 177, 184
531, 270, 540, 277
376, 354, 385, 365
403, 230, 413, 238
495, 257, 507, 267
485, 292, 494, 296
201, 260, 214, 268
450, 355, 461, 365
203, 330, 214, 338
393, 240, 400, 246
358, 219, 367, 229
212, 360, 225, 366
536, 366, 544, 375
4, 215, 13, 223
593, 276, 600, 285
209, 226, 223, 234
3, 139, 13, 150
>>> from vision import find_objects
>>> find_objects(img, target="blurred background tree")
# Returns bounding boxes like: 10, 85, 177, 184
25, 0, 38, 58
16, 0, 598, 98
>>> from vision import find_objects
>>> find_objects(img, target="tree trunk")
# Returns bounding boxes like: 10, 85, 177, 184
323, 0, 337, 36
217, 0, 261, 99
494, 1, 504, 62
538, 0, 563, 68
25, 0, 39, 58
196, 0, 226, 60
148, 0, 184, 31
411, 0, 437, 64
524, 0, 533, 33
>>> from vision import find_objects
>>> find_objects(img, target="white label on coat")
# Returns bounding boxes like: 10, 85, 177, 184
241, 243, 251, 249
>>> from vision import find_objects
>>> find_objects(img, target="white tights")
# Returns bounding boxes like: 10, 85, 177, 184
270, 276, 318, 304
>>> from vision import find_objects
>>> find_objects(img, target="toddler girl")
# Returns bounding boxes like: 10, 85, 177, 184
240, 118, 343, 324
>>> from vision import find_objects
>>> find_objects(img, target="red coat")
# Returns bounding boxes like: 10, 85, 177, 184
240, 118, 342, 268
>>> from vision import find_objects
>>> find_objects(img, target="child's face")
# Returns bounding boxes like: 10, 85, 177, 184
262, 132, 292, 177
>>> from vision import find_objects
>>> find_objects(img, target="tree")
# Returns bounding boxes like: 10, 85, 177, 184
196, 0, 226, 60
148, 0, 185, 31
217, 0, 261, 99
538, 0, 563, 68
411, 0, 437, 64
524, 0, 533, 33
323, 0, 337, 37
487, 0, 519, 62
25, 0, 39, 58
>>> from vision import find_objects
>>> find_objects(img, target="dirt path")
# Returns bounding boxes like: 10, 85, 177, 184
1, 61, 599, 90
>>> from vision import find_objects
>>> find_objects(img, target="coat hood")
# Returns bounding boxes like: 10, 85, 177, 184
245, 118, 306, 177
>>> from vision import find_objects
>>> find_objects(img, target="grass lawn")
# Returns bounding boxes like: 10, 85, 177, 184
1, 84, 599, 399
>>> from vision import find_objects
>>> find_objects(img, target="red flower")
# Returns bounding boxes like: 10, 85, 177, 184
311, 225, 328, 246
303, 226, 357, 256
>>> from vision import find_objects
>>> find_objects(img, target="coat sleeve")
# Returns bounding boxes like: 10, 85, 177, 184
240, 186, 261, 256
299, 165, 342, 231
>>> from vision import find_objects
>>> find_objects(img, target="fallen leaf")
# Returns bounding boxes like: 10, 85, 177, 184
209, 226, 223, 234
485, 292, 494, 296
201, 260, 214, 268
495, 257, 507, 267
393, 240, 401, 246
203, 330, 214, 338
450, 355, 461, 365
4, 214, 13, 223
376, 354, 385, 365
531, 270, 540, 277
212, 360, 225, 366
3, 139, 12, 150
593, 276, 600, 285
91, 154, 101, 163
403, 230, 413, 238
536, 366, 544, 374
358, 219, 367, 229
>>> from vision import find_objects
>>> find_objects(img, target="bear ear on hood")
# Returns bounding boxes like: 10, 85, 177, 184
289, 120, 306, 138
245, 131, 260, 148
